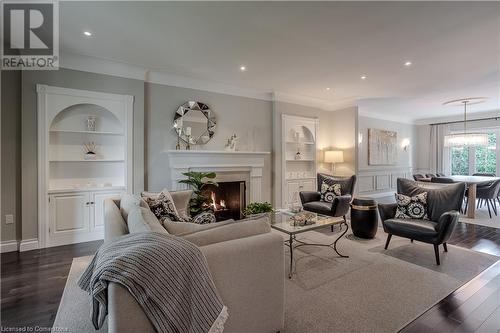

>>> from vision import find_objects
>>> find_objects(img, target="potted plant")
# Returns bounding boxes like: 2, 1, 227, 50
178, 171, 217, 216
243, 202, 274, 219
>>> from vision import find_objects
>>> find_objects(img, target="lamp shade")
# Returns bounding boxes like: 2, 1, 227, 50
325, 150, 344, 163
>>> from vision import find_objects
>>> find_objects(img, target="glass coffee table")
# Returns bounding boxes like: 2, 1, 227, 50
270, 210, 349, 278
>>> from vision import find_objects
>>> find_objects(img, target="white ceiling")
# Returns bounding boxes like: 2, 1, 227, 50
59, 1, 500, 121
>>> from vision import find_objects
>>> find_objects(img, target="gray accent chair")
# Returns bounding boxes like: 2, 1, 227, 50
413, 174, 425, 181
476, 179, 500, 218
378, 178, 465, 265
104, 193, 285, 333
299, 174, 356, 228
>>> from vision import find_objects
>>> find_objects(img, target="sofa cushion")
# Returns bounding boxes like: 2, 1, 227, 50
127, 207, 169, 234
182, 216, 271, 247
303, 201, 331, 214
192, 211, 217, 224
120, 194, 147, 221
397, 178, 465, 221
163, 218, 234, 235
383, 218, 438, 242
143, 190, 190, 222
142, 190, 192, 220
395, 192, 428, 219
320, 182, 341, 203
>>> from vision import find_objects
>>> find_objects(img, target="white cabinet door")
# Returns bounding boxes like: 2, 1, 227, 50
301, 179, 316, 192
285, 180, 301, 207
92, 191, 122, 232
48, 192, 90, 247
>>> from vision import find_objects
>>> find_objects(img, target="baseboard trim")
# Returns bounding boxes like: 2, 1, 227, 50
0, 240, 19, 253
19, 238, 39, 252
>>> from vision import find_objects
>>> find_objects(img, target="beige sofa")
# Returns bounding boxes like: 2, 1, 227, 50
104, 193, 285, 333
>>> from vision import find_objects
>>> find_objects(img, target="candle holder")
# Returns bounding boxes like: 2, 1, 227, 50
186, 135, 192, 150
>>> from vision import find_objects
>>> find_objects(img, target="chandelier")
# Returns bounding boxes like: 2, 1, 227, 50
443, 97, 488, 147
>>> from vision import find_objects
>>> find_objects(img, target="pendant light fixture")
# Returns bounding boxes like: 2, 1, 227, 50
443, 97, 489, 147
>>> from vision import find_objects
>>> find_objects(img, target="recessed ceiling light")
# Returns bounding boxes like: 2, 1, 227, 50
404, 61, 412, 66
240, 66, 246, 71
361, 75, 367, 80
83, 31, 92, 37
326, 87, 331, 91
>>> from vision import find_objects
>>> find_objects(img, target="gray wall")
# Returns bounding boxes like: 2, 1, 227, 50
21, 68, 145, 241
145, 82, 273, 202
273, 102, 357, 205
1, 71, 22, 242
356, 116, 417, 196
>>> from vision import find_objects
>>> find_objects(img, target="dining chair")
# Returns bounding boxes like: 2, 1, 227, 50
431, 177, 454, 183
413, 174, 425, 181
436, 173, 446, 177
425, 173, 436, 178
476, 179, 500, 218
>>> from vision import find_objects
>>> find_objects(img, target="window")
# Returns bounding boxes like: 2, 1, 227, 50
451, 147, 469, 175
450, 131, 498, 176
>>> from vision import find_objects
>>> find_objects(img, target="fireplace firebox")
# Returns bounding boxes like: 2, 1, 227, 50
202, 181, 246, 221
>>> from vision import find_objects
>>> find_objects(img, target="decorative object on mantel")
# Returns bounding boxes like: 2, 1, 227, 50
324, 150, 344, 174
243, 202, 274, 219
368, 128, 397, 165
443, 97, 489, 147
224, 133, 239, 151
173, 101, 216, 149
83, 142, 98, 160
175, 128, 182, 150
86, 116, 96, 131
293, 130, 302, 160
178, 171, 218, 216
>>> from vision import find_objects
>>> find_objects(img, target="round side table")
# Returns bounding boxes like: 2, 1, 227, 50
350, 197, 378, 239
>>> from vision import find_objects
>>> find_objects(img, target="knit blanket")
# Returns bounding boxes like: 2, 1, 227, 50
78, 232, 228, 333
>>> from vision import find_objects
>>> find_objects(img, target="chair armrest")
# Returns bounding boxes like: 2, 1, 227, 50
331, 195, 352, 217
300, 191, 321, 204
377, 203, 397, 222
200, 233, 285, 333
436, 210, 460, 243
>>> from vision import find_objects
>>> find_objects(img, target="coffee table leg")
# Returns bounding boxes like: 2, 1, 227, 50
288, 234, 294, 279
333, 222, 349, 258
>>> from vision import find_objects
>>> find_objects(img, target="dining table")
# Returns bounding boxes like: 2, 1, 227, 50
447, 175, 498, 219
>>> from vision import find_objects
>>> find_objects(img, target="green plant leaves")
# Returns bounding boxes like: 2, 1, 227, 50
244, 202, 274, 216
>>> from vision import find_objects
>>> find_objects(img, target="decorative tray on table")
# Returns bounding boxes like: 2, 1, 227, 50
289, 211, 317, 227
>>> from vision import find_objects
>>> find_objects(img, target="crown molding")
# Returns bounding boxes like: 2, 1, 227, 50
60, 52, 359, 111
357, 109, 416, 125
272, 92, 357, 112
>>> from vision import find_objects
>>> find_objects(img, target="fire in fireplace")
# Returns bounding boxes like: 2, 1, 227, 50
203, 181, 246, 221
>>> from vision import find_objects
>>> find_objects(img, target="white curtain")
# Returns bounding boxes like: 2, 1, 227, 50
429, 123, 451, 175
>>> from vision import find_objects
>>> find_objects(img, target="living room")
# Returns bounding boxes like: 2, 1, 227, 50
1, 1, 499, 332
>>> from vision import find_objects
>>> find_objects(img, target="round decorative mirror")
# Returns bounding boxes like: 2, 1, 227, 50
173, 101, 216, 145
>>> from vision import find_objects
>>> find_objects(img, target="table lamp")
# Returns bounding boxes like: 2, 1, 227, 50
324, 150, 344, 174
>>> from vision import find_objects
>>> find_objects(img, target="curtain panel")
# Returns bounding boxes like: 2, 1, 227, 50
429, 124, 451, 175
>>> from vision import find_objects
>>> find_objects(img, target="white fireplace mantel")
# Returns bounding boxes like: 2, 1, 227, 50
166, 150, 270, 203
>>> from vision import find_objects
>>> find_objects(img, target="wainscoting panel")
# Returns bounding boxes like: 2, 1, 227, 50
357, 167, 413, 198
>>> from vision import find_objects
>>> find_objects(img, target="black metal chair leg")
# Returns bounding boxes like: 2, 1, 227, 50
384, 234, 392, 250
443, 243, 448, 252
434, 244, 440, 265
486, 199, 492, 218
331, 225, 334, 232
491, 199, 497, 215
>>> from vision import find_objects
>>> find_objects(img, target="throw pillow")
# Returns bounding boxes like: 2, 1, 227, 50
395, 192, 428, 219
191, 211, 217, 225
143, 190, 190, 223
127, 207, 169, 234
320, 182, 342, 203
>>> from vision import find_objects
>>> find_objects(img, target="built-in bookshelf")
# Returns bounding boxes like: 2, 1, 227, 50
281, 114, 318, 208
37, 85, 133, 248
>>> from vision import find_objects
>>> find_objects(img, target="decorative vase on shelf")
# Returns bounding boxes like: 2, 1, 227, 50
86, 116, 96, 132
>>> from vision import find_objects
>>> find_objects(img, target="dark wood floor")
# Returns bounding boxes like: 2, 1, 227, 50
1, 222, 499, 332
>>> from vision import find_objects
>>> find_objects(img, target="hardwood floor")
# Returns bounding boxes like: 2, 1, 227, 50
1, 240, 102, 329
1, 222, 499, 332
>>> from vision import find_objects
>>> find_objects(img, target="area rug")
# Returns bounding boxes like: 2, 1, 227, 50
54, 227, 498, 333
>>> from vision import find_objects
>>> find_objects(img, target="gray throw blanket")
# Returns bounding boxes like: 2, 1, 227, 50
78, 232, 228, 333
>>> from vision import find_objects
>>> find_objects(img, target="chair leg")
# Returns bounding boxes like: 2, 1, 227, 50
433, 244, 440, 265
384, 234, 392, 250
443, 243, 448, 252
410, 239, 414, 243
486, 199, 492, 218
491, 200, 498, 215
331, 225, 334, 232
